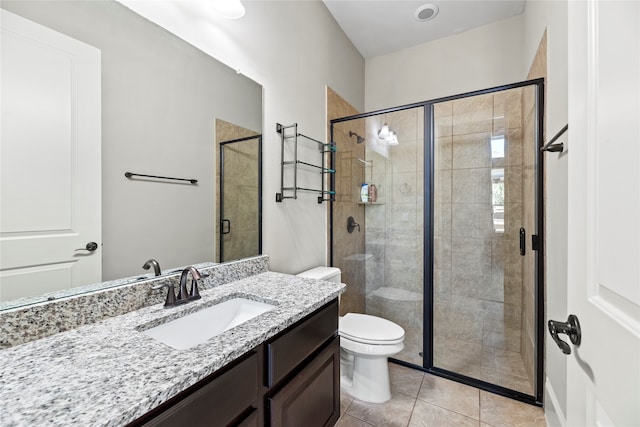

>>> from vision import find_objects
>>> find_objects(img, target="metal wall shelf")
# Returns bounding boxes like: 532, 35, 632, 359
275, 123, 336, 203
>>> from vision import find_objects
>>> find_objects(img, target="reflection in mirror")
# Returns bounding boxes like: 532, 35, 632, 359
215, 120, 262, 263
0, 1, 262, 309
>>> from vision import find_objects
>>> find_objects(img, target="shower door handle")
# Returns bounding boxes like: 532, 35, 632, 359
548, 314, 581, 355
221, 219, 231, 234
519, 228, 526, 256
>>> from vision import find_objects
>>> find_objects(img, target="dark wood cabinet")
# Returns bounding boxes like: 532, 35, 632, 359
266, 299, 338, 387
268, 337, 340, 427
136, 352, 259, 427
127, 299, 340, 427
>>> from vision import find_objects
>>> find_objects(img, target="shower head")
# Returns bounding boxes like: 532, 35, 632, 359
349, 131, 365, 144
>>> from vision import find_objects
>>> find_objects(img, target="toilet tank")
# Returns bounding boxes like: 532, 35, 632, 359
297, 266, 341, 283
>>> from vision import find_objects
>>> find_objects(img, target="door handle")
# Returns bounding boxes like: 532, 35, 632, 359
221, 219, 231, 235
75, 242, 98, 252
548, 314, 581, 355
520, 227, 526, 256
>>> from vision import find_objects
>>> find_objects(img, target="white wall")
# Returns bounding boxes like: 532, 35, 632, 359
364, 14, 525, 110
118, 0, 365, 274
522, 2, 569, 426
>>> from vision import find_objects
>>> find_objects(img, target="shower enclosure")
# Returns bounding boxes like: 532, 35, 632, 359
217, 134, 262, 263
330, 80, 544, 404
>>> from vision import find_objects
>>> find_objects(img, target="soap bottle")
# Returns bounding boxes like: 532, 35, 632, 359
368, 183, 377, 203
360, 183, 369, 203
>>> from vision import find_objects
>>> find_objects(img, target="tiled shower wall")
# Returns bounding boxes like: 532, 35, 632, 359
364, 108, 425, 365
215, 119, 260, 262
327, 88, 365, 316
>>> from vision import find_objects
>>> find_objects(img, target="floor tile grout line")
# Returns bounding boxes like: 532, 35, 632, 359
413, 395, 481, 422
415, 372, 483, 421
405, 391, 419, 427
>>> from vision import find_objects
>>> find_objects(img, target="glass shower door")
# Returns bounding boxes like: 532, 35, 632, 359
219, 135, 261, 262
431, 84, 540, 396
331, 106, 426, 366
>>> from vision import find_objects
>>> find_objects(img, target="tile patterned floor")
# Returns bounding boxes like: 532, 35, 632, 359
434, 337, 535, 395
337, 363, 546, 427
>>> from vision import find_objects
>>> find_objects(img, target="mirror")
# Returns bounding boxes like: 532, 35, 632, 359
0, 1, 262, 309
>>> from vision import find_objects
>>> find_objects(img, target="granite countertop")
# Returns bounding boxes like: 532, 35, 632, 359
0, 272, 345, 427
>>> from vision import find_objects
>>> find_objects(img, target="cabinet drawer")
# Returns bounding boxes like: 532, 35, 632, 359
266, 300, 338, 387
236, 408, 259, 427
142, 352, 258, 427
268, 337, 340, 427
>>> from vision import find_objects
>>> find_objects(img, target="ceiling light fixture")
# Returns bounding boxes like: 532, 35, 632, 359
387, 131, 399, 146
414, 4, 439, 22
378, 123, 390, 139
212, 0, 245, 19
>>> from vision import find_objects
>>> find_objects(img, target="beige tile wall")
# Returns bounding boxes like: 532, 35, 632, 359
327, 87, 366, 316
520, 30, 548, 388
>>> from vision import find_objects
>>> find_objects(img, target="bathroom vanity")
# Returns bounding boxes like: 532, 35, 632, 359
0, 266, 344, 427
131, 300, 340, 427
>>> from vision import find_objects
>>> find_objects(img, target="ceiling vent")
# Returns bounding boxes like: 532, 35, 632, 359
414, 4, 439, 22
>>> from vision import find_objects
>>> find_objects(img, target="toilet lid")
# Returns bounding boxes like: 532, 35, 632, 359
339, 313, 405, 345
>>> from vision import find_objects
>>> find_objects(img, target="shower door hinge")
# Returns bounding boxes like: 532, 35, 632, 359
532, 234, 540, 251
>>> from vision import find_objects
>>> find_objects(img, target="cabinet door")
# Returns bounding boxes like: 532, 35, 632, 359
266, 300, 338, 387
269, 338, 340, 427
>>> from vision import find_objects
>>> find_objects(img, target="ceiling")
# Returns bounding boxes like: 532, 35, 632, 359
322, 0, 527, 58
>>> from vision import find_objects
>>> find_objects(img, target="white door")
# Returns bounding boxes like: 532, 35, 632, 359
0, 10, 101, 301
564, 1, 640, 426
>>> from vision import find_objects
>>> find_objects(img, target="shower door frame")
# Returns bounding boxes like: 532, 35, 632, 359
328, 78, 544, 406
218, 134, 263, 263
420, 79, 545, 406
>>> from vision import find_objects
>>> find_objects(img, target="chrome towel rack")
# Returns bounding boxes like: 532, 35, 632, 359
124, 172, 198, 184
540, 124, 568, 153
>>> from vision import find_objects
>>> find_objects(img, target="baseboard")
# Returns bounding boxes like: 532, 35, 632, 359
545, 378, 567, 427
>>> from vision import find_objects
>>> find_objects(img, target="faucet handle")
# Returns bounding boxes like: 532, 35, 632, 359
189, 272, 209, 300
189, 279, 201, 300
152, 282, 178, 307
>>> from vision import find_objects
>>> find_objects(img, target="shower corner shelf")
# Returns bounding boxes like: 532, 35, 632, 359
357, 201, 384, 206
275, 123, 336, 204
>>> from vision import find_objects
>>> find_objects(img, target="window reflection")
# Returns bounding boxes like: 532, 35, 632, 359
491, 135, 505, 233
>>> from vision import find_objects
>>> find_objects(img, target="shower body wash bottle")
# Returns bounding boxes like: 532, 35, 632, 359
368, 183, 377, 202
361, 183, 369, 203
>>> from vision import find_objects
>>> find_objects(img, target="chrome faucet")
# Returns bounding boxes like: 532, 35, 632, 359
142, 259, 162, 276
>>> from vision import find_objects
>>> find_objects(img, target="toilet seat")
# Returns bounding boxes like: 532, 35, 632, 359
339, 313, 404, 345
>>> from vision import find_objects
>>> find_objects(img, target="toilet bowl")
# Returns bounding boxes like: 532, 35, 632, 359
297, 266, 405, 403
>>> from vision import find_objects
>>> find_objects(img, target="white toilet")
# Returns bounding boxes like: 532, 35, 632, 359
297, 266, 405, 403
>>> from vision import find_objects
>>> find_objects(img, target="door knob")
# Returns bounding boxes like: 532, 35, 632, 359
75, 242, 98, 252
548, 314, 581, 355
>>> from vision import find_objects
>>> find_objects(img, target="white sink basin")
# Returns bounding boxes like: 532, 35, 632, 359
142, 298, 276, 350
